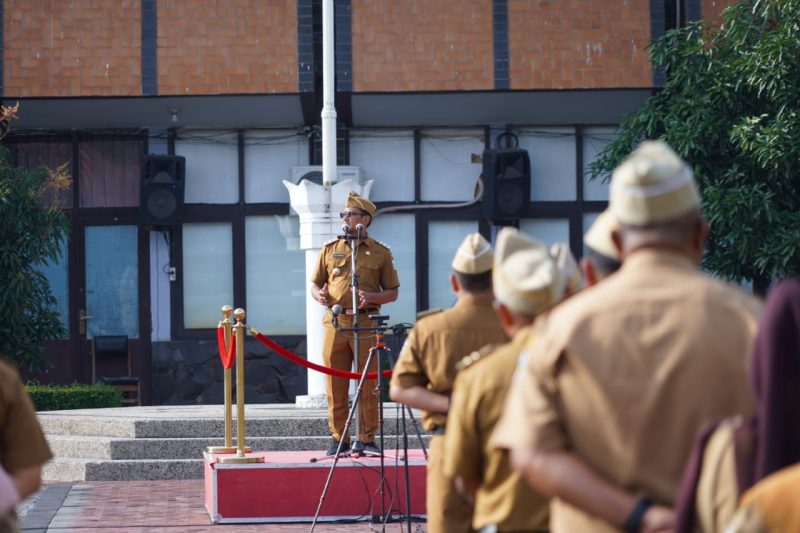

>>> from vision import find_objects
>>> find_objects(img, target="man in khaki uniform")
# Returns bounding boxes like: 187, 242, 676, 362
390, 233, 508, 533
1, 356, 53, 532
492, 141, 762, 532
310, 191, 399, 456
444, 228, 566, 533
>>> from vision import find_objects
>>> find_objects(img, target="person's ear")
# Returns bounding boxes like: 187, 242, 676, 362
450, 273, 460, 294
580, 257, 599, 287
611, 229, 624, 257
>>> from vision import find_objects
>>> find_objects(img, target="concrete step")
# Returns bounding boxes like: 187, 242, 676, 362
39, 404, 430, 481
47, 434, 430, 460
38, 404, 422, 438
43, 458, 203, 482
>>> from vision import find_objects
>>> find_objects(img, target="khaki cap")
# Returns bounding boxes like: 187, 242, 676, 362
550, 243, 583, 300
610, 140, 700, 225
452, 233, 493, 274
493, 228, 557, 316
584, 209, 620, 261
345, 191, 376, 217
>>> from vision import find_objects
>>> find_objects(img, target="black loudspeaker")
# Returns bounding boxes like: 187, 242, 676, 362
481, 148, 531, 221
140, 155, 185, 226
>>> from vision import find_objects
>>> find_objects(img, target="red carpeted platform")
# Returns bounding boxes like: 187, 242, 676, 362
204, 449, 427, 524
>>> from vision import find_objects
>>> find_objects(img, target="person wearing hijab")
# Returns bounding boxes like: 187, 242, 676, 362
674, 279, 800, 532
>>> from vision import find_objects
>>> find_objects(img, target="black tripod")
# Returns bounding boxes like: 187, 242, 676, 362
311, 314, 393, 531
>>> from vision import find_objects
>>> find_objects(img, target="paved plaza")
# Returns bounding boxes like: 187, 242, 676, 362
20, 480, 426, 532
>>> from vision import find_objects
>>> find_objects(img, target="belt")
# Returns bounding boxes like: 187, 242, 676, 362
430, 425, 446, 436
479, 527, 546, 533
339, 307, 378, 316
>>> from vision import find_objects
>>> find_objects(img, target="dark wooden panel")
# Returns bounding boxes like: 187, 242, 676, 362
78, 137, 143, 208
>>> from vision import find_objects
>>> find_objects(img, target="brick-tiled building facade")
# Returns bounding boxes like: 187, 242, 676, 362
2, 0, 737, 404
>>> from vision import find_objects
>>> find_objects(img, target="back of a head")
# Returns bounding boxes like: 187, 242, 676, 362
493, 227, 558, 318
452, 232, 494, 292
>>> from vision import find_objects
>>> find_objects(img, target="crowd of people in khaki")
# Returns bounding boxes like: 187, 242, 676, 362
3, 141, 799, 533
388, 140, 800, 533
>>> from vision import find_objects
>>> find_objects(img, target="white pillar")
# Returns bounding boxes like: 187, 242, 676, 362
285, 179, 374, 407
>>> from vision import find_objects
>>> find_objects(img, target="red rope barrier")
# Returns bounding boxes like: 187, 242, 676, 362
216, 326, 235, 369
252, 330, 392, 381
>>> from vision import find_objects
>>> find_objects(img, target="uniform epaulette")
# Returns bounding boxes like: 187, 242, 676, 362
456, 344, 495, 372
373, 239, 391, 251
416, 308, 443, 320
322, 237, 338, 246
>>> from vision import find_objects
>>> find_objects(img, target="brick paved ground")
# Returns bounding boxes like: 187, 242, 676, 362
20, 481, 427, 532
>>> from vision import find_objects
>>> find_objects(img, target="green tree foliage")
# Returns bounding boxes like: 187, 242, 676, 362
0, 105, 70, 371
589, 0, 800, 287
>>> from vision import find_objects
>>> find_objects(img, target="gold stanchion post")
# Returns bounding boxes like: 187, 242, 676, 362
207, 305, 244, 454
218, 308, 264, 464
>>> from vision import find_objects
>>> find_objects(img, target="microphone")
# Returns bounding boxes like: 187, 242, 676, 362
355, 223, 365, 233
341, 223, 350, 235
331, 304, 344, 329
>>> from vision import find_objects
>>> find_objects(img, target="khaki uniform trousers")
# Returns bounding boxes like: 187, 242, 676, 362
428, 435, 475, 533
322, 312, 379, 443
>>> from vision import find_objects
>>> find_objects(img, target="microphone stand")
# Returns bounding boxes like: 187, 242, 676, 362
348, 223, 365, 456
311, 314, 392, 531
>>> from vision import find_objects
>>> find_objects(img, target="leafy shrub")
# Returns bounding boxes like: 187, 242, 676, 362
26, 383, 122, 411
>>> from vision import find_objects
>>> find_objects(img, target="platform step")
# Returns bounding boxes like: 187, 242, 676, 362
47, 434, 430, 460
43, 458, 203, 481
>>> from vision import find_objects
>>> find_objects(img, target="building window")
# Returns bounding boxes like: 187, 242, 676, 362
420, 130, 485, 202
182, 222, 233, 329
177, 132, 239, 204
428, 220, 479, 310
245, 215, 306, 334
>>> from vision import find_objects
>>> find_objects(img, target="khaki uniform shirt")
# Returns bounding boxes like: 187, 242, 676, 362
492, 249, 761, 533
444, 329, 549, 532
310, 236, 399, 311
0, 358, 53, 533
390, 294, 507, 431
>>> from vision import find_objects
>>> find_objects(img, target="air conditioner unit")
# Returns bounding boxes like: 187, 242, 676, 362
291, 166, 364, 184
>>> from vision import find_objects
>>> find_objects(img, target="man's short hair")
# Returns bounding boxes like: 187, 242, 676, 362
584, 247, 621, 276
455, 270, 493, 292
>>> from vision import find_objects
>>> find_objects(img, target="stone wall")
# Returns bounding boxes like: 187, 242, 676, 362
151, 335, 308, 405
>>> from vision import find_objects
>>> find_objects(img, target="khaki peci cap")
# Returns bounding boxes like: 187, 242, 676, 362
550, 243, 584, 300
610, 140, 700, 225
493, 228, 557, 316
452, 233, 493, 274
345, 191, 377, 217
584, 209, 620, 261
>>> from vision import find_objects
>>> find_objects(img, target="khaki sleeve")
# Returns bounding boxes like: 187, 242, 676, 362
389, 329, 428, 389
490, 330, 567, 453
380, 248, 400, 290
695, 423, 740, 533
1, 371, 53, 472
443, 371, 481, 482
310, 247, 328, 287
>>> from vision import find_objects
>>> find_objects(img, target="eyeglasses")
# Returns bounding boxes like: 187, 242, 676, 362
340, 211, 365, 218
